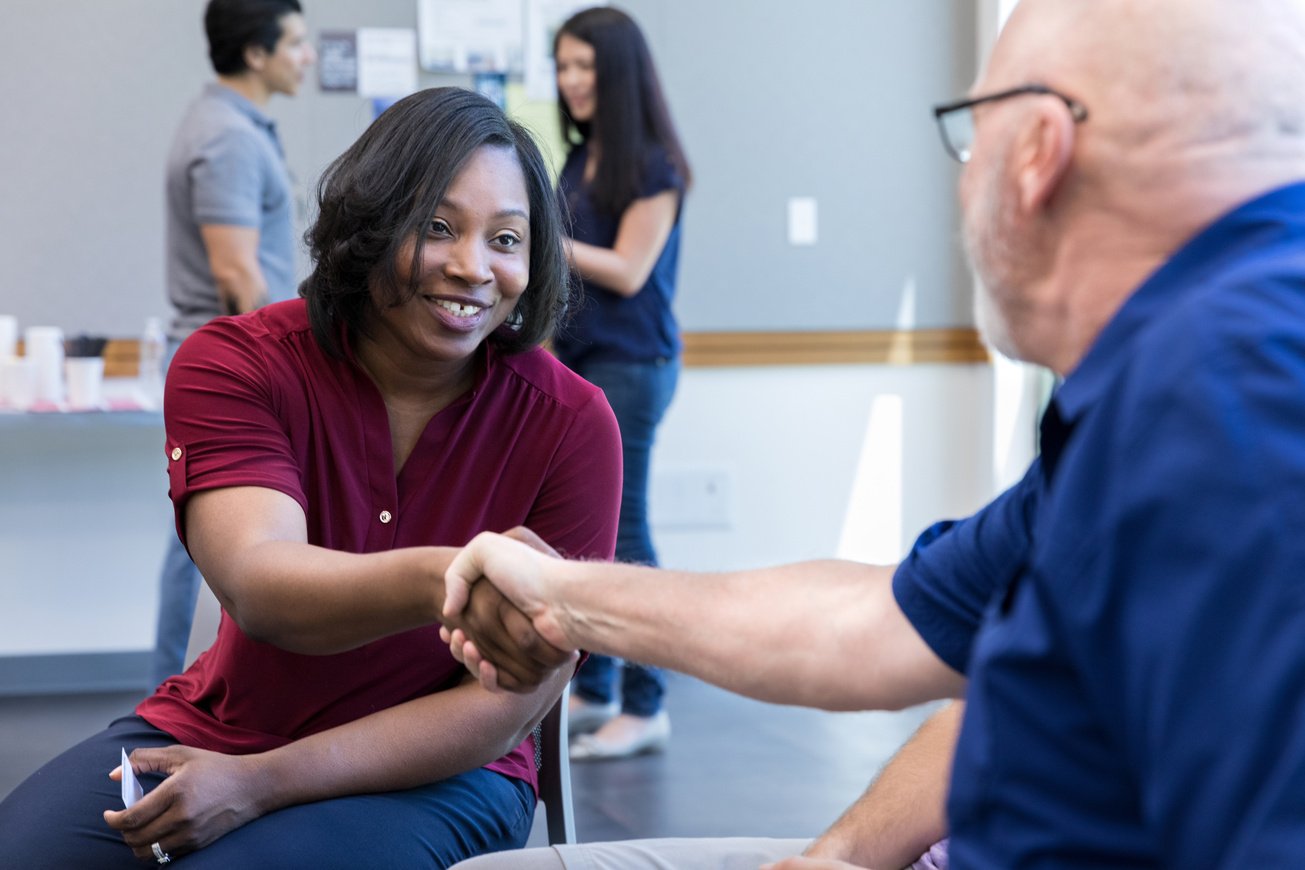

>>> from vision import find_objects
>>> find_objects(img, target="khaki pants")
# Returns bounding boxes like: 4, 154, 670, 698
450, 837, 813, 870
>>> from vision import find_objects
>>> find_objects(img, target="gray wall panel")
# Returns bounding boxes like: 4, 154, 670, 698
631, 0, 977, 332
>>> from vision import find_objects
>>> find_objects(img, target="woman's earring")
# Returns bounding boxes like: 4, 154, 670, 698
507, 308, 524, 331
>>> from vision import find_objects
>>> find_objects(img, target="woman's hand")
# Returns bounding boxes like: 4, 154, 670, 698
103, 746, 270, 862
441, 527, 578, 692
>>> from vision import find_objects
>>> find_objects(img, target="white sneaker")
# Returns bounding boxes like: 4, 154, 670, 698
570, 711, 670, 761
567, 696, 619, 737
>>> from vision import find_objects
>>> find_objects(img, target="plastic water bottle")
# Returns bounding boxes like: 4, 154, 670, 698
141, 316, 167, 409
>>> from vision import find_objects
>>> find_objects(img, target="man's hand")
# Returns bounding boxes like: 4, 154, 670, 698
445, 567, 576, 692
103, 746, 268, 862
199, 224, 268, 315
499, 526, 561, 561
441, 529, 580, 693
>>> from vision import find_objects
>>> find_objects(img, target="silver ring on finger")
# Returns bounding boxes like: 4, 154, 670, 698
152, 841, 172, 864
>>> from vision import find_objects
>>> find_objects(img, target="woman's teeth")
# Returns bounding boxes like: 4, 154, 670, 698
434, 300, 482, 318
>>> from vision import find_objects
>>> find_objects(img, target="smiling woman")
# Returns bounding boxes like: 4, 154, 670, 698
0, 88, 622, 868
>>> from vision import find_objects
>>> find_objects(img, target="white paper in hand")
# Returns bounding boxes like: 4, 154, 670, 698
120, 747, 143, 808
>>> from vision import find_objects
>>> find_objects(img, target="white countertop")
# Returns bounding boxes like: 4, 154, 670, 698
0, 378, 162, 425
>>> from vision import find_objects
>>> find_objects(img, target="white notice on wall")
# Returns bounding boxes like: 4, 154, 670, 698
357, 28, 418, 98
417, 0, 522, 73
523, 0, 605, 101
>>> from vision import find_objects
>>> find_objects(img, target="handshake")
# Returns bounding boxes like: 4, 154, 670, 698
439, 527, 584, 693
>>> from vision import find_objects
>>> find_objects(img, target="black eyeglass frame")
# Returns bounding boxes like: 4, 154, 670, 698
932, 84, 1089, 163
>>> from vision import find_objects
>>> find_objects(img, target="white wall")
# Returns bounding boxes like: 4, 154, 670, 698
652, 364, 997, 574
0, 413, 170, 656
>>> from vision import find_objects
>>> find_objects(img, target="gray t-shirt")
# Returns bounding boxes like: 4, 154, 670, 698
164, 83, 297, 342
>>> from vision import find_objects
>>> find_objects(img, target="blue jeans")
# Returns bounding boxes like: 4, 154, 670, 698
151, 534, 202, 686
564, 357, 679, 718
0, 715, 534, 868
150, 341, 204, 688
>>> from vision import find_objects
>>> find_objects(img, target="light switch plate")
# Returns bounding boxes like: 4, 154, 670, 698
787, 197, 818, 245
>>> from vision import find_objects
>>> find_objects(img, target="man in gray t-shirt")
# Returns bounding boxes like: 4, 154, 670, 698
164, 0, 314, 343
152, 0, 315, 686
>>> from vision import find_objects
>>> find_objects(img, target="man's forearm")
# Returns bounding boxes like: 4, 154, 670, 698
543, 559, 963, 711
214, 268, 268, 314
804, 702, 962, 868
200, 223, 268, 314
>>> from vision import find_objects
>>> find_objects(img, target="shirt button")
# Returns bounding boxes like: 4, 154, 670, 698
170, 447, 182, 461
379, 510, 392, 524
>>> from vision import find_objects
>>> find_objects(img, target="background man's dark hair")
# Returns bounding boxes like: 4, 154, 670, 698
205, 0, 303, 76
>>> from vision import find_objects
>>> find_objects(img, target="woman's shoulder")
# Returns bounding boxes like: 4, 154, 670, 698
178, 299, 314, 382
642, 141, 672, 165
189, 299, 306, 342
492, 345, 607, 414
639, 143, 684, 196
559, 141, 589, 178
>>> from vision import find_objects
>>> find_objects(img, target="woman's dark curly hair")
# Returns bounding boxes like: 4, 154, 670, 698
300, 87, 571, 357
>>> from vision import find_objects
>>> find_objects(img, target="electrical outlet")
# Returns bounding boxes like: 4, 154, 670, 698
651, 468, 733, 529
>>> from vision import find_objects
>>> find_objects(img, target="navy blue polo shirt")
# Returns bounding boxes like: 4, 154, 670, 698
894, 181, 1305, 867
553, 141, 684, 366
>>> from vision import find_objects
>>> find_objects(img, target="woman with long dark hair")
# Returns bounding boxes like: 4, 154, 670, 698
550, 5, 691, 761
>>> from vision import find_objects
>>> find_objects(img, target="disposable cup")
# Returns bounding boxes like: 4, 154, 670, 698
24, 326, 65, 404
65, 357, 105, 410
1, 357, 38, 410
0, 315, 16, 359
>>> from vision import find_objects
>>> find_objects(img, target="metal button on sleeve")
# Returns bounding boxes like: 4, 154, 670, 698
379, 510, 392, 524
170, 447, 182, 461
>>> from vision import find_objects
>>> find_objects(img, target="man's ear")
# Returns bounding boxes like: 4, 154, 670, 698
244, 43, 269, 73
1013, 103, 1076, 214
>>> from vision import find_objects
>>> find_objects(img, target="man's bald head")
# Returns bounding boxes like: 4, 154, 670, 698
994, 0, 1305, 171
963, 0, 1305, 373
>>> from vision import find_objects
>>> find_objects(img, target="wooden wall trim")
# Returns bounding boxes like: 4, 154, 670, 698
104, 339, 141, 378
681, 328, 990, 367
85, 328, 989, 378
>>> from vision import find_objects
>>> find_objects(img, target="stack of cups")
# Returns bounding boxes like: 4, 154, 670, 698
24, 326, 65, 407
1, 315, 39, 411
0, 315, 15, 360
64, 336, 107, 411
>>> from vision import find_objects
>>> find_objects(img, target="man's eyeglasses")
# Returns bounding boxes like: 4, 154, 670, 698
932, 85, 1089, 164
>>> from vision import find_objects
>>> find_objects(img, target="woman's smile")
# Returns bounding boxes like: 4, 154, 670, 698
424, 294, 492, 332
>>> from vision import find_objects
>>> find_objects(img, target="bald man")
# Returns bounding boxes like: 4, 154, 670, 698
444, 0, 1305, 866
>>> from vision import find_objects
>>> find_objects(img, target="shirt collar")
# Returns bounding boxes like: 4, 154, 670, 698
1050, 180, 1305, 426
205, 82, 280, 142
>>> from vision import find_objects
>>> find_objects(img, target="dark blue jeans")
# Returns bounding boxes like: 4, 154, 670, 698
151, 341, 203, 688
0, 715, 534, 868
564, 357, 679, 718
